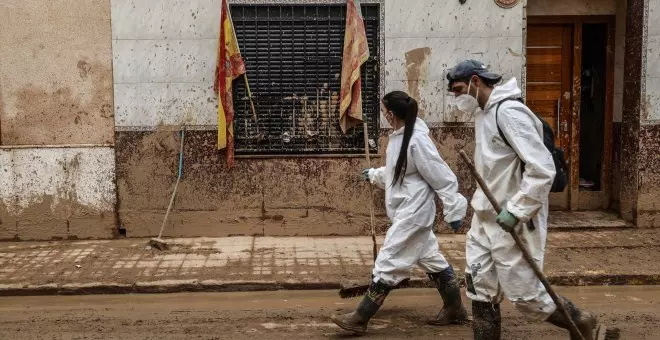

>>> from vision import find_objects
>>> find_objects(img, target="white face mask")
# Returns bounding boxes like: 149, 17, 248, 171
454, 80, 480, 115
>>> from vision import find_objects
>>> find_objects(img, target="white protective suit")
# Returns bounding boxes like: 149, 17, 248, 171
466, 77, 557, 321
366, 118, 468, 286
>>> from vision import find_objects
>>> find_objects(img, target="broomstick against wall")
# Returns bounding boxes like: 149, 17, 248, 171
149, 0, 258, 250
336, 0, 384, 299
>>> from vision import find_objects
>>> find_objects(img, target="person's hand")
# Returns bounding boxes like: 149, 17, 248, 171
496, 209, 519, 232
361, 169, 371, 181
449, 221, 462, 232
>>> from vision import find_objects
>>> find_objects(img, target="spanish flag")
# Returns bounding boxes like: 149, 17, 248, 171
339, 0, 370, 134
214, 0, 245, 168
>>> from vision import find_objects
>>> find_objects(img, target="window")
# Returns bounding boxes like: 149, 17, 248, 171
230, 4, 381, 155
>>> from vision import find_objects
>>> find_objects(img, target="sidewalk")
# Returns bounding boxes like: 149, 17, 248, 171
0, 229, 658, 296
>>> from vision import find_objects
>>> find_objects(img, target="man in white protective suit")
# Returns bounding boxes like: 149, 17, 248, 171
446, 60, 608, 340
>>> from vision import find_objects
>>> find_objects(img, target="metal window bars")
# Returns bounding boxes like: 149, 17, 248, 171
230, 4, 380, 155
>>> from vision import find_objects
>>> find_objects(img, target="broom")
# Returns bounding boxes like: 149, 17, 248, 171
363, 122, 377, 263
458, 150, 619, 340
338, 122, 413, 299
149, 127, 186, 251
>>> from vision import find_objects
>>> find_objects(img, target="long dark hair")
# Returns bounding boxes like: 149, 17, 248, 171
382, 91, 418, 187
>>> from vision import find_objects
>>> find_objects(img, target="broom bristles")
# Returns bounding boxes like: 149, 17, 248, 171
338, 278, 411, 299
603, 327, 620, 340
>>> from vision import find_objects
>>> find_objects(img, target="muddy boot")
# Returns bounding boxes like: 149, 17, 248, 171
548, 296, 619, 340
472, 301, 501, 340
427, 266, 469, 325
547, 296, 610, 340
331, 279, 391, 335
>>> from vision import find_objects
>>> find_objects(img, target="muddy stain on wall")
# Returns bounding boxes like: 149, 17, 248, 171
405, 47, 432, 118
3, 60, 113, 145
0, 83, 4, 143
0, 196, 115, 241
116, 129, 380, 237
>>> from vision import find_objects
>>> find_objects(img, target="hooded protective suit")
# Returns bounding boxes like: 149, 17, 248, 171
366, 118, 467, 286
465, 77, 557, 321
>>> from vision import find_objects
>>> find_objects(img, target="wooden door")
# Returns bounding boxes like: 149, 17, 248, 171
526, 24, 573, 210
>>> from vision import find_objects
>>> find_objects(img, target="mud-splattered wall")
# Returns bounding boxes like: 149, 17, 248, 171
637, 0, 660, 227
0, 0, 117, 240
619, 0, 660, 227
2, 0, 655, 239
111, 0, 520, 237
0, 148, 116, 240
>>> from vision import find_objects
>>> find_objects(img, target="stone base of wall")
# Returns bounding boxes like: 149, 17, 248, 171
0, 148, 117, 241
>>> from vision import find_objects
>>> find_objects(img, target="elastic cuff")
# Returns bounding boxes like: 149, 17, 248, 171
367, 168, 377, 181
505, 201, 531, 223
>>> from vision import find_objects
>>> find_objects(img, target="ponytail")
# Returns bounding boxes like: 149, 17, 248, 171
383, 91, 418, 187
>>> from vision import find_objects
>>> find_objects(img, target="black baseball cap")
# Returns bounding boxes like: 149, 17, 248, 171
446, 60, 502, 83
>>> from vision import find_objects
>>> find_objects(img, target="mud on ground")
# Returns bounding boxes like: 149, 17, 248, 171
0, 286, 657, 339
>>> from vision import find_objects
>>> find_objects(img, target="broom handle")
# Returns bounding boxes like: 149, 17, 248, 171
157, 128, 185, 240
458, 150, 584, 340
243, 74, 258, 123
363, 122, 377, 262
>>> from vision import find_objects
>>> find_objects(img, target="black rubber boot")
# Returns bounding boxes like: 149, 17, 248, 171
547, 296, 601, 340
427, 266, 469, 325
472, 301, 501, 340
331, 279, 391, 335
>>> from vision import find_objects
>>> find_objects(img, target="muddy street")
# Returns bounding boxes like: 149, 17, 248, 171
0, 286, 658, 339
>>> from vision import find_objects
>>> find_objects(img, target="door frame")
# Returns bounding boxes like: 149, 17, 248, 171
528, 16, 616, 211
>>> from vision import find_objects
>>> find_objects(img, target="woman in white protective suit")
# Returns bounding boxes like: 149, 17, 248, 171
331, 91, 469, 335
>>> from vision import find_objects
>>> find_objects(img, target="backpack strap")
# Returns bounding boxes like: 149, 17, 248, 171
494, 97, 536, 231
495, 97, 525, 148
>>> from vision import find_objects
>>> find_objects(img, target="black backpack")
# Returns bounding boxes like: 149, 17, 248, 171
495, 98, 568, 193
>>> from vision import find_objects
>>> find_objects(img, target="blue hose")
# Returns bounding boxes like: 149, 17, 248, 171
178, 129, 185, 179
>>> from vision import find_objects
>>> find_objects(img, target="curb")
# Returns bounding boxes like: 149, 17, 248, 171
0, 274, 658, 297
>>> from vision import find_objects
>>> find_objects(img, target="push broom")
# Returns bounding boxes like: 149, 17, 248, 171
149, 127, 186, 251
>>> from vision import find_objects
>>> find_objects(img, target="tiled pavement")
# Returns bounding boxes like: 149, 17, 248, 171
0, 229, 658, 295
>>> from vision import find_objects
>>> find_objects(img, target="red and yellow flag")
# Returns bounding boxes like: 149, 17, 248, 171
214, 0, 246, 167
339, 0, 370, 134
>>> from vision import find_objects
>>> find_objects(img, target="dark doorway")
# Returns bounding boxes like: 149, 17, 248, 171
579, 23, 608, 192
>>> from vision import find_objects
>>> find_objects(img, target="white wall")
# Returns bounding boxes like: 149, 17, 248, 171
111, 0, 525, 129
614, 0, 627, 123
646, 0, 660, 122
384, 0, 524, 125
112, 0, 220, 128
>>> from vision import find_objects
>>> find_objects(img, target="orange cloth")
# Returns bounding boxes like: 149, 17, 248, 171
339, 0, 370, 134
